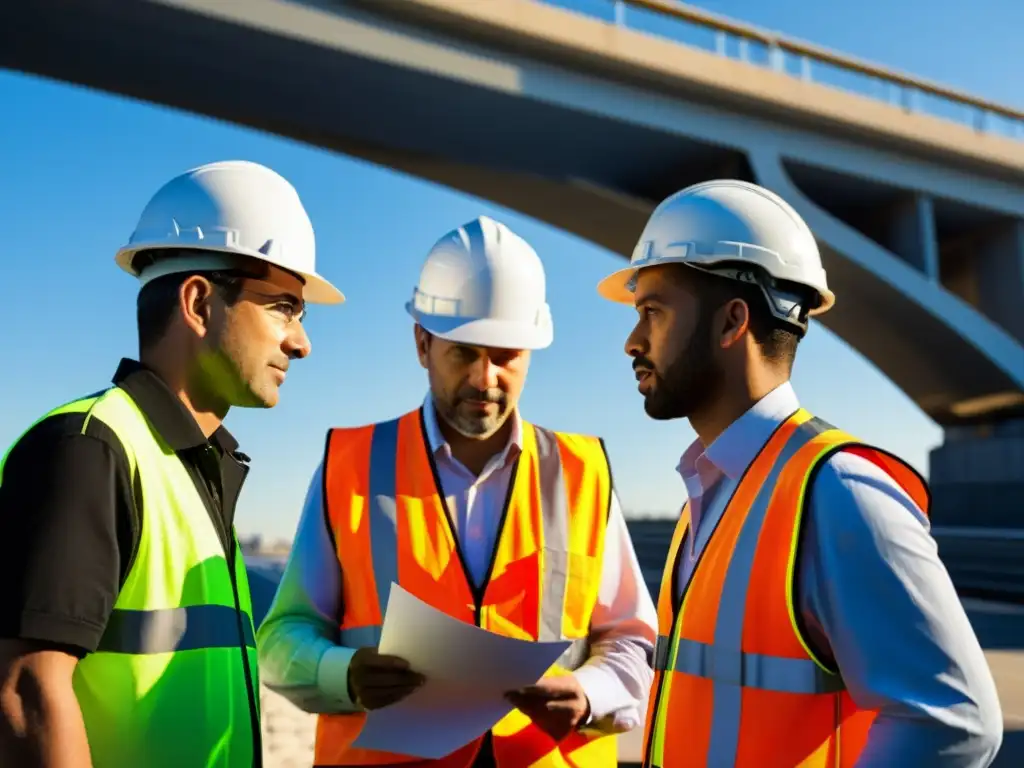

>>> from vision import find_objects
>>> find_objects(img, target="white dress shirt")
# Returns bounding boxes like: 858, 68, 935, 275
674, 381, 1003, 766
256, 396, 658, 734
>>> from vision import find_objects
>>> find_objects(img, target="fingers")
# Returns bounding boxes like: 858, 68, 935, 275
358, 682, 423, 711
351, 662, 426, 710
361, 653, 414, 671
504, 693, 545, 722
541, 699, 579, 714
508, 701, 572, 742
506, 684, 573, 701
504, 692, 528, 709
359, 668, 425, 689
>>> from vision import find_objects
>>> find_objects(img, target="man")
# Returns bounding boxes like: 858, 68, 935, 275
257, 215, 657, 767
0, 160, 343, 768
597, 179, 1004, 767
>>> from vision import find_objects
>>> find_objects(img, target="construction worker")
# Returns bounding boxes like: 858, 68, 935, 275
257, 215, 658, 767
597, 179, 1005, 767
0, 160, 343, 768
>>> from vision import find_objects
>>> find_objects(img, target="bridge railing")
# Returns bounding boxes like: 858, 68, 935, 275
538, 0, 1024, 142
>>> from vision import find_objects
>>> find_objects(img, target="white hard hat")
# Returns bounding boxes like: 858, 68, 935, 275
406, 215, 553, 350
115, 160, 343, 304
598, 179, 834, 327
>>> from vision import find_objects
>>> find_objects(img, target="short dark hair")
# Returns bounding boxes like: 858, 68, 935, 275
134, 250, 250, 352
678, 264, 804, 369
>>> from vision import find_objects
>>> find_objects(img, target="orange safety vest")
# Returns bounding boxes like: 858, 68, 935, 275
314, 407, 619, 767
641, 408, 930, 768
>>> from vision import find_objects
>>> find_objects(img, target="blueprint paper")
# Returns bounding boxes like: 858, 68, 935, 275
351, 583, 570, 759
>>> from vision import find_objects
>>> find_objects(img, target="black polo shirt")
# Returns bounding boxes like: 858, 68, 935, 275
0, 358, 251, 655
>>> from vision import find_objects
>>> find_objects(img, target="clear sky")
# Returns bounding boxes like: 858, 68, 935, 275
1, 0, 1021, 540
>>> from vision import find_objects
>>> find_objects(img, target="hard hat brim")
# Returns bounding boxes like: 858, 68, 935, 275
115, 244, 345, 305
295, 271, 345, 305
599, 262, 837, 318
596, 266, 638, 305
407, 303, 552, 351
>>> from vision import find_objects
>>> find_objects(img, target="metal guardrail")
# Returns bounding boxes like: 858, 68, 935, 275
539, 0, 1024, 142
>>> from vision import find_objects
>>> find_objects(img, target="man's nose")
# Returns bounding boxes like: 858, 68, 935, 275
625, 322, 646, 359
467, 356, 499, 391
284, 322, 312, 359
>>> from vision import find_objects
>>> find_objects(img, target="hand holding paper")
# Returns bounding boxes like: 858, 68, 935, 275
348, 647, 426, 710
351, 583, 571, 759
505, 674, 591, 742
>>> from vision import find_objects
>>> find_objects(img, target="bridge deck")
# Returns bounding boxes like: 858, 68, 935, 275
371, 0, 1024, 180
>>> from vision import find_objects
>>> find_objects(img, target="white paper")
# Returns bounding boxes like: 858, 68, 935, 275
351, 583, 570, 759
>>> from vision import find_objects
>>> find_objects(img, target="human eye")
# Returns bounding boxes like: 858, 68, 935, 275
270, 301, 305, 323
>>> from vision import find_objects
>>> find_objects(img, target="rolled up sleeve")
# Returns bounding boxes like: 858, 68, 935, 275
573, 491, 658, 735
256, 461, 361, 714
799, 450, 1003, 767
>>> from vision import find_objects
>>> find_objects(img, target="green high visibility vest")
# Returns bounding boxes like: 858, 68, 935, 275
4, 385, 261, 767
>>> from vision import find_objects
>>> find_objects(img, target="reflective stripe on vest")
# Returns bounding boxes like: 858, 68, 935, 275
643, 409, 931, 768
1, 386, 262, 768
651, 635, 845, 695
337, 415, 588, 666
316, 407, 615, 767
97, 605, 257, 654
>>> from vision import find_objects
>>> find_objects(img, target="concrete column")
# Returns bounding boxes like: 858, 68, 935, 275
886, 193, 939, 280
975, 219, 1024, 344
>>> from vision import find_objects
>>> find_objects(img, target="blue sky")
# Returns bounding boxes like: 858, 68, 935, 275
1, 0, 1021, 539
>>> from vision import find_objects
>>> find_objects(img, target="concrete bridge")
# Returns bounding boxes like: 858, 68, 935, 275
3, 0, 1023, 527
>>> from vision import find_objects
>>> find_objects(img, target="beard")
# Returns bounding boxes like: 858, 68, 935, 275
634, 317, 722, 421
435, 386, 509, 439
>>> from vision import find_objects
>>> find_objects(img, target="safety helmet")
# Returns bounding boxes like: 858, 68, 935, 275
115, 160, 343, 304
406, 215, 553, 350
597, 180, 835, 331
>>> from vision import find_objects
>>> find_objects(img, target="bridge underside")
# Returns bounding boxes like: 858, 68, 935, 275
2, 0, 1022, 434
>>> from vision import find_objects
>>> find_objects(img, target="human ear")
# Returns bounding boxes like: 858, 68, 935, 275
414, 324, 431, 369
179, 275, 218, 340
718, 298, 750, 350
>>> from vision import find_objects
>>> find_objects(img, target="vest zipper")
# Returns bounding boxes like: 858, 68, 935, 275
418, 411, 519, 765
189, 449, 263, 768
417, 411, 519, 620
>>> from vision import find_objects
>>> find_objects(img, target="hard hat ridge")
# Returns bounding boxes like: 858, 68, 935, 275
407, 216, 554, 350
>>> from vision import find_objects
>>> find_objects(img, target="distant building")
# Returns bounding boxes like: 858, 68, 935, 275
625, 519, 676, 599
238, 534, 264, 555
238, 533, 293, 557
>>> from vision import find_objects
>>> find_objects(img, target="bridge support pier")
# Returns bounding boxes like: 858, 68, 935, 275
975, 221, 1024, 343
887, 193, 940, 280
928, 418, 1024, 528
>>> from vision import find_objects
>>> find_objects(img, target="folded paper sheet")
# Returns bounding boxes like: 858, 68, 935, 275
351, 583, 570, 759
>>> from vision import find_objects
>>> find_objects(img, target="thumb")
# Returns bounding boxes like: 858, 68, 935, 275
545, 699, 579, 713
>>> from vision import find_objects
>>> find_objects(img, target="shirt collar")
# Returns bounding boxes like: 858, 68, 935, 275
421, 393, 523, 465
677, 380, 801, 488
113, 358, 241, 456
